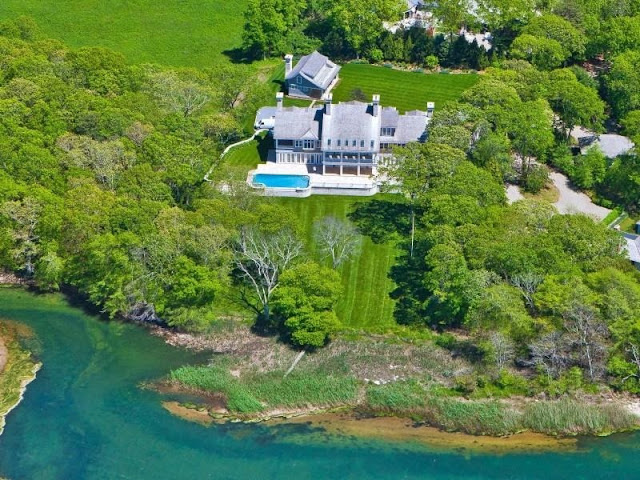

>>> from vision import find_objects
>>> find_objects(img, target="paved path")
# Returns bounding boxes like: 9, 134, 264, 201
204, 129, 266, 182
550, 172, 611, 221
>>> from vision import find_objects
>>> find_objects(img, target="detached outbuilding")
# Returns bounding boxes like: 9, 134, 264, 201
284, 51, 340, 99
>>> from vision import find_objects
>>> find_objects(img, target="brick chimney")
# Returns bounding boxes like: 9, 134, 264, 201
372, 94, 380, 117
276, 92, 284, 110
284, 54, 293, 76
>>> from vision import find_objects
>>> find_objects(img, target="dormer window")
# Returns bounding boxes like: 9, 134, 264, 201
337, 139, 341, 147
381, 127, 395, 136
352, 139, 356, 147
360, 140, 365, 148
371, 140, 375, 148
328, 139, 331, 147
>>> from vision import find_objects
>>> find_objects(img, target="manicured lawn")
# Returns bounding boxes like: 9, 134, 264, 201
0, 0, 249, 67
274, 196, 398, 330
332, 64, 479, 112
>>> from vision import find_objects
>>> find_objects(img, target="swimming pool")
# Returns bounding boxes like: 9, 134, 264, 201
252, 173, 310, 189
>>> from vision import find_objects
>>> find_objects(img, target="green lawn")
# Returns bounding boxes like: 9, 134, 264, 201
0, 0, 249, 67
332, 64, 479, 112
274, 196, 398, 330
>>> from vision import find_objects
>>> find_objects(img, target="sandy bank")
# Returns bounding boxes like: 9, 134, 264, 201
0, 337, 7, 374
163, 401, 579, 453
0, 362, 40, 437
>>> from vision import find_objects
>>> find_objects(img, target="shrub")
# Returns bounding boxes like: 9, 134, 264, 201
522, 164, 550, 193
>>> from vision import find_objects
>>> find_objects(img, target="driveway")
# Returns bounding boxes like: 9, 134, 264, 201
550, 172, 611, 221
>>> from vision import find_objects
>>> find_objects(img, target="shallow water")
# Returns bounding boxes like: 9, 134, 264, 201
1, 288, 640, 480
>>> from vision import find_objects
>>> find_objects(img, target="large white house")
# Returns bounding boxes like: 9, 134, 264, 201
270, 92, 433, 176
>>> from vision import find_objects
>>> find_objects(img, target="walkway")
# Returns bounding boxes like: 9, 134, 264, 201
204, 129, 266, 182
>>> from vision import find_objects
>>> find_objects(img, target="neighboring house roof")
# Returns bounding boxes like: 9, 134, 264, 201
286, 51, 340, 90
273, 107, 322, 140
571, 127, 634, 158
623, 233, 640, 264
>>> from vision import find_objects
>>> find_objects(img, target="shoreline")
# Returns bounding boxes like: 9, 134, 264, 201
162, 401, 580, 453
0, 362, 41, 437
0, 321, 42, 437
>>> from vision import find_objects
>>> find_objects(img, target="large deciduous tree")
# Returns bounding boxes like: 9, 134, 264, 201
234, 227, 303, 320
272, 262, 342, 348
312, 216, 361, 268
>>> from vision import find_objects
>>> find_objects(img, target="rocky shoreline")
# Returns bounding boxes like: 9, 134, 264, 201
0, 362, 40, 437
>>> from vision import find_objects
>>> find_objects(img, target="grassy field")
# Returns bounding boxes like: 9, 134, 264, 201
0, 0, 249, 67
332, 64, 479, 112
275, 195, 398, 330
221, 139, 398, 330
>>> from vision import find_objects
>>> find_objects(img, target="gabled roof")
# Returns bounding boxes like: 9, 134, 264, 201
623, 233, 640, 264
273, 107, 322, 140
286, 51, 341, 90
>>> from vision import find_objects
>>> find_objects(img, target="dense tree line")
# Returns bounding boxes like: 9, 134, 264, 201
0, 19, 349, 347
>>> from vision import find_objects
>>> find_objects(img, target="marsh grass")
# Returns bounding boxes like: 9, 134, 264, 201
522, 399, 638, 435
170, 365, 358, 414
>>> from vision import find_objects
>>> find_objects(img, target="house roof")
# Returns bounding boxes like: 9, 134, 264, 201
623, 233, 640, 264
322, 102, 380, 145
273, 107, 322, 140
286, 51, 341, 90
571, 127, 634, 158
396, 110, 429, 143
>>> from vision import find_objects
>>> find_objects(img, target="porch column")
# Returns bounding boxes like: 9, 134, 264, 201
340, 163, 343, 175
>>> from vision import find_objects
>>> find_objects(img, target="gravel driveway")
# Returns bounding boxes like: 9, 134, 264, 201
550, 172, 611, 221
505, 171, 611, 222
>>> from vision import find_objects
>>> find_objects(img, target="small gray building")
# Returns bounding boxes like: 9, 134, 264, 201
284, 51, 340, 99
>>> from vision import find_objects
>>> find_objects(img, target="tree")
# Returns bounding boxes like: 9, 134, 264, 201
510, 34, 568, 70
605, 50, 640, 118
242, 0, 304, 59
272, 262, 342, 348
313, 216, 361, 268
379, 142, 466, 256
546, 70, 605, 141
433, 0, 472, 34
1, 196, 41, 275
476, 0, 535, 30
522, 14, 586, 61
324, 0, 402, 57
563, 299, 608, 381
147, 71, 210, 117
234, 227, 303, 320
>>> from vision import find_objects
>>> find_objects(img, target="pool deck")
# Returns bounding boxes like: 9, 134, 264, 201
249, 163, 379, 197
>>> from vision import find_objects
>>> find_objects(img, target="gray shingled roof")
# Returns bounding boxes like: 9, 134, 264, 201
286, 51, 341, 90
322, 102, 379, 146
273, 107, 322, 140
624, 233, 640, 264
381, 107, 399, 128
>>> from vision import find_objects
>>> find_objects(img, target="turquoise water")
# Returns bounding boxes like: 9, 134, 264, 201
253, 173, 310, 189
1, 288, 640, 479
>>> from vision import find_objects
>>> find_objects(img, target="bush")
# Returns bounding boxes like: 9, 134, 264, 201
522, 164, 550, 193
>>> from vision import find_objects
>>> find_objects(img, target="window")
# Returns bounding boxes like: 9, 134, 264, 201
380, 127, 396, 136
295, 140, 303, 148
352, 139, 356, 147
303, 139, 315, 150
327, 139, 331, 147
371, 140, 375, 148
337, 139, 341, 147
297, 76, 302, 85
344, 139, 348, 148
360, 140, 365, 148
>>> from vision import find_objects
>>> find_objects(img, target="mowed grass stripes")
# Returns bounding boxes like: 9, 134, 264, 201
332, 64, 479, 112
275, 196, 398, 330
0, 0, 249, 67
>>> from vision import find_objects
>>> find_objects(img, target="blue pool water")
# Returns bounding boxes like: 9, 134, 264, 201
253, 173, 310, 189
